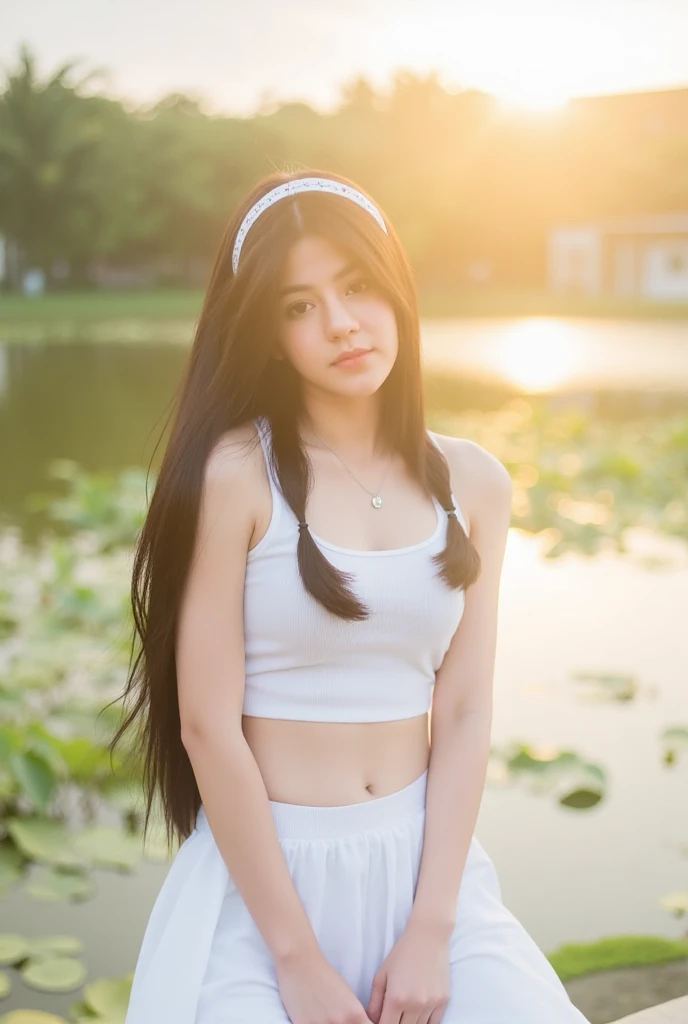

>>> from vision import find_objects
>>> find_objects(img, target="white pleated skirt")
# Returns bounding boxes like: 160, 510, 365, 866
124, 769, 590, 1023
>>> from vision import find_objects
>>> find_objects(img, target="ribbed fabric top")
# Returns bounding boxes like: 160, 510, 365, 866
242, 415, 467, 722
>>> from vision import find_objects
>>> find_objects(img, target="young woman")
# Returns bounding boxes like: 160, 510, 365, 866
117, 170, 590, 1024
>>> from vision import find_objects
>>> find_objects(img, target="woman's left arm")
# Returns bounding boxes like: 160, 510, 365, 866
366, 438, 513, 1024
409, 437, 512, 936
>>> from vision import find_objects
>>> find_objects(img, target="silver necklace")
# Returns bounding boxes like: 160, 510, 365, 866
308, 430, 393, 509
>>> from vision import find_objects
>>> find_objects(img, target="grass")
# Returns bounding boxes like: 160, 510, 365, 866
547, 935, 688, 982
1, 288, 688, 333
0, 289, 203, 322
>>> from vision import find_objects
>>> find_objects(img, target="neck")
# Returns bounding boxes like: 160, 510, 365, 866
298, 395, 387, 460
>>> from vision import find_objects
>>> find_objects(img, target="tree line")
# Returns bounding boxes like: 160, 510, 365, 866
1, 44, 687, 291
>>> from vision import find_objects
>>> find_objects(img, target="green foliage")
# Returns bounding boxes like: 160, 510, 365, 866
0, 47, 113, 275
4, 45, 688, 290
0, 461, 175, 909
25, 867, 95, 903
429, 397, 688, 558
571, 671, 640, 703
489, 741, 607, 808
0, 932, 132, 1020
72, 974, 133, 1023
0, 933, 89, 1001
547, 934, 688, 981
661, 727, 688, 765
19, 956, 87, 993
0, 1011, 70, 1023
0, 1013, 70, 1023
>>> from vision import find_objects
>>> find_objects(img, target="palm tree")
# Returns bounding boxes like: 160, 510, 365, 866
0, 45, 107, 288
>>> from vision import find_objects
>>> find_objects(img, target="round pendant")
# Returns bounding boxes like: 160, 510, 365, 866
371, 495, 383, 509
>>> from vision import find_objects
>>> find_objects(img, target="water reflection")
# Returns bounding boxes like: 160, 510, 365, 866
2, 318, 688, 536
422, 316, 688, 392
490, 319, 580, 392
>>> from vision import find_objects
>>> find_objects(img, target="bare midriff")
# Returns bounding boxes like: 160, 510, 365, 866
241, 714, 430, 806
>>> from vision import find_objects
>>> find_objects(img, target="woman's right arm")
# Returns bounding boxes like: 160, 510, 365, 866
176, 426, 318, 963
176, 426, 372, 1024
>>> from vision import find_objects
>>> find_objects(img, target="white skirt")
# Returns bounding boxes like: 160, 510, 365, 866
124, 770, 590, 1023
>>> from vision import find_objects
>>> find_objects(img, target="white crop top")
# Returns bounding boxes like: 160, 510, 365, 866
241, 416, 468, 722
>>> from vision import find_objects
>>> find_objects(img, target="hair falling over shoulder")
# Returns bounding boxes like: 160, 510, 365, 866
105, 167, 482, 849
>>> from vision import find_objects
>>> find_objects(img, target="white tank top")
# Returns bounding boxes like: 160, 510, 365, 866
242, 415, 467, 722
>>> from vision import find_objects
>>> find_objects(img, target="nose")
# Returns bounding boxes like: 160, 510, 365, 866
323, 292, 360, 339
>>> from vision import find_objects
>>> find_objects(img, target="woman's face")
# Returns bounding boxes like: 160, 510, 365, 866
273, 234, 398, 398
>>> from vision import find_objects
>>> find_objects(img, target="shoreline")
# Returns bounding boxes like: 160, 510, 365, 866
549, 936, 688, 1023
2, 288, 688, 329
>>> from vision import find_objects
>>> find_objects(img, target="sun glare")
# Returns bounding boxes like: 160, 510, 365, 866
447, 2, 598, 116
494, 319, 580, 392
495, 86, 573, 114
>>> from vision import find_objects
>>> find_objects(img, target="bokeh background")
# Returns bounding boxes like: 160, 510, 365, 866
1, 2, 687, 1022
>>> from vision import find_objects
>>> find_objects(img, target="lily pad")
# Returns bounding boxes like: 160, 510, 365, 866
0, 848, 24, 894
662, 726, 688, 746
55, 737, 113, 785
571, 671, 639, 702
6, 819, 88, 869
26, 935, 83, 959
26, 867, 95, 902
0, 936, 30, 966
499, 743, 606, 807
0, 971, 10, 999
8, 751, 56, 814
661, 726, 688, 764
0, 1011, 70, 1022
81, 975, 132, 1023
20, 955, 87, 992
559, 786, 603, 809
72, 828, 141, 871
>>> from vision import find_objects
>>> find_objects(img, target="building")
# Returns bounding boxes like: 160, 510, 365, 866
570, 87, 688, 143
548, 214, 688, 302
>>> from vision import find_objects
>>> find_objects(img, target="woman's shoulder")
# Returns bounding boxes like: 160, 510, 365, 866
430, 431, 510, 486
206, 419, 263, 479
201, 420, 268, 545
429, 431, 512, 535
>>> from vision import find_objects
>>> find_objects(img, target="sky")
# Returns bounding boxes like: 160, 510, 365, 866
3, 0, 688, 116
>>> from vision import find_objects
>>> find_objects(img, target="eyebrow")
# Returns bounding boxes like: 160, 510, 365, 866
278, 261, 360, 298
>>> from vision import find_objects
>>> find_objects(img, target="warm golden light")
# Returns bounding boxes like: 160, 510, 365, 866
496, 88, 572, 113
493, 319, 580, 392
449, 0, 598, 116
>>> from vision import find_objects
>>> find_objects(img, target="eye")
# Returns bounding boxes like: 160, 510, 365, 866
286, 300, 312, 319
347, 277, 369, 295
285, 278, 371, 319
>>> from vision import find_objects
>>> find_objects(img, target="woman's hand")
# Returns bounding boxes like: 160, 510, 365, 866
366, 922, 451, 1024
275, 945, 373, 1024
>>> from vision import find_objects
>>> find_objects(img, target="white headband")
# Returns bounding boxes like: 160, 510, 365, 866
231, 176, 388, 275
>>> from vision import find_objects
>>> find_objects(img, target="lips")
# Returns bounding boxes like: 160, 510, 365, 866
334, 347, 372, 364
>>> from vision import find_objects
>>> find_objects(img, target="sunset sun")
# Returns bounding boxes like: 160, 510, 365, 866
494, 84, 573, 113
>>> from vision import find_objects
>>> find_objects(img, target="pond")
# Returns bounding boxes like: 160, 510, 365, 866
2, 315, 688, 528
1, 316, 687, 1016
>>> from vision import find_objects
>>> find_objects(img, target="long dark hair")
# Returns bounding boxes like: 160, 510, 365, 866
108, 167, 481, 847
